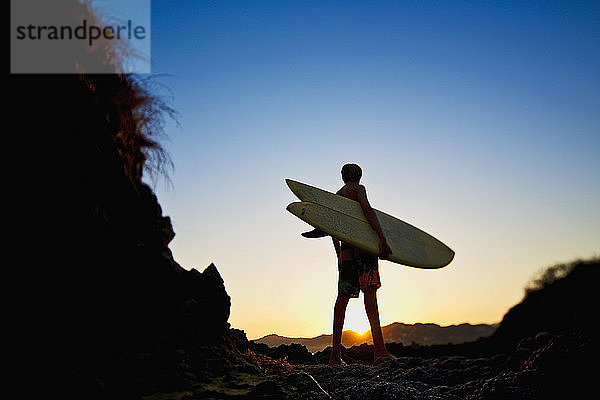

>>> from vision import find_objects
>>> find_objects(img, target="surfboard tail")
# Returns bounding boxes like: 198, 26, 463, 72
286, 179, 307, 202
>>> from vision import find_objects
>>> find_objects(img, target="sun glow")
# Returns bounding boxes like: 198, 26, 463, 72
343, 298, 372, 335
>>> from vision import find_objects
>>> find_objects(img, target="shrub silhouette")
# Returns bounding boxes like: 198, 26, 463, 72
491, 257, 599, 351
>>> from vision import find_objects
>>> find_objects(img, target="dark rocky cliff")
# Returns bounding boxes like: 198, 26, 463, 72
11, 70, 236, 397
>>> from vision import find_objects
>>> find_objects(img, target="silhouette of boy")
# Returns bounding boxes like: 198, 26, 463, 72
303, 163, 395, 365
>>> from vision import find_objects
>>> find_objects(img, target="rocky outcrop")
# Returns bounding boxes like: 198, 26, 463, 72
143, 327, 592, 399
10, 64, 239, 397
489, 258, 598, 352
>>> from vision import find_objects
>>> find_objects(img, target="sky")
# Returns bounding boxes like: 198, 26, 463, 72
138, 1, 598, 339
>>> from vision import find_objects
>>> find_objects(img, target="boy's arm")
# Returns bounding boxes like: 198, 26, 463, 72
356, 185, 392, 259
332, 237, 341, 261
332, 190, 343, 261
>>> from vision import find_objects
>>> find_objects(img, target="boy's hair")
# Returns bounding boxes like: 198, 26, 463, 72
341, 163, 362, 183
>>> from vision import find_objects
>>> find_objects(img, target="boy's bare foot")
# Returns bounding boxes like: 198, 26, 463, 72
327, 358, 347, 367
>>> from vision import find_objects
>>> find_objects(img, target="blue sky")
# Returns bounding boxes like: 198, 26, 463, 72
144, 1, 599, 338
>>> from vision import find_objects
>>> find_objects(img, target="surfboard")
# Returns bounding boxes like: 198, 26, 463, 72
285, 179, 454, 269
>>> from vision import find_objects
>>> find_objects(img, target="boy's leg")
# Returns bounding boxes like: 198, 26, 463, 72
328, 294, 350, 365
363, 286, 394, 361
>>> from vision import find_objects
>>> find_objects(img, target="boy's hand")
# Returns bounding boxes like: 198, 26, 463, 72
378, 237, 392, 260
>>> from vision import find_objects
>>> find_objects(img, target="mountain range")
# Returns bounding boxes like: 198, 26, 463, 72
253, 322, 499, 353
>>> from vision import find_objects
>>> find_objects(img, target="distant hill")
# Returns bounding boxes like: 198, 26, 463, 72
253, 322, 498, 353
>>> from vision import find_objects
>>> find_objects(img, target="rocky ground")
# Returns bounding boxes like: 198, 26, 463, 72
137, 327, 594, 399
294, 331, 593, 400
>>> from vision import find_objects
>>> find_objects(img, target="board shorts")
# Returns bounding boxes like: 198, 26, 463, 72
338, 252, 381, 298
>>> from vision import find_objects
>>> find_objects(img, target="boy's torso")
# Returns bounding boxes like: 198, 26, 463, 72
336, 182, 360, 201
337, 182, 365, 260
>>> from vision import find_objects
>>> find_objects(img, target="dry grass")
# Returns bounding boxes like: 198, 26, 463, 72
242, 350, 295, 375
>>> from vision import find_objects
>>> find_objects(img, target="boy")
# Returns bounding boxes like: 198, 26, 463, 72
303, 163, 396, 365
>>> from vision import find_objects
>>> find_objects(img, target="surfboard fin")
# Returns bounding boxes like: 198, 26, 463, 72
301, 228, 328, 238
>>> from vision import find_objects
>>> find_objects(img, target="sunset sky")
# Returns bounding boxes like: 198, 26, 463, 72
139, 1, 598, 339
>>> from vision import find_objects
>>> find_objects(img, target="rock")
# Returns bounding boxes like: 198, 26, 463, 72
505, 347, 532, 371
181, 264, 231, 342
248, 380, 288, 398
345, 343, 375, 363
517, 336, 535, 350
534, 331, 553, 346
277, 343, 314, 364
226, 328, 251, 353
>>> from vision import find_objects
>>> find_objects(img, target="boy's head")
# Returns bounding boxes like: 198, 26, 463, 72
341, 163, 362, 183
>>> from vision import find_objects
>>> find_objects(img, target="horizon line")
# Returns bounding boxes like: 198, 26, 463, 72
249, 320, 502, 341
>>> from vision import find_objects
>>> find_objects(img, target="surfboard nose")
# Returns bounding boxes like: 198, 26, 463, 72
285, 202, 298, 214
441, 249, 455, 268
286, 202, 307, 217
